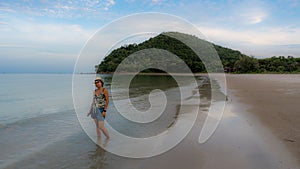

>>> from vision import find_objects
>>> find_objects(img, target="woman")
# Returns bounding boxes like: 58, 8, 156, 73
87, 77, 110, 140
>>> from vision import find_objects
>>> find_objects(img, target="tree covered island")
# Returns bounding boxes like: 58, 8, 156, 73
96, 32, 300, 74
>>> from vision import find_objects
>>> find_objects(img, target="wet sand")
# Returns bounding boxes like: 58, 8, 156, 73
96, 74, 300, 169
3, 74, 300, 169
225, 74, 300, 165
137, 74, 300, 169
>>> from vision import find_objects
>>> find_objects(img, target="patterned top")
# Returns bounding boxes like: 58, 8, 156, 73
94, 89, 106, 108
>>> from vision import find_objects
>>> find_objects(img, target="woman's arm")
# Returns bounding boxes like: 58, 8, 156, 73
87, 91, 95, 116
104, 89, 109, 110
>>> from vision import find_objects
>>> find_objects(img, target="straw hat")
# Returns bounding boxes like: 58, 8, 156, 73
95, 76, 104, 84
95, 76, 102, 81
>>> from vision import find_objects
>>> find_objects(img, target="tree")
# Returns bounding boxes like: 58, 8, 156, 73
234, 56, 259, 73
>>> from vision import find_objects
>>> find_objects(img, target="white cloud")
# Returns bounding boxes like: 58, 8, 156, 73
0, 8, 16, 13
108, 0, 116, 5
0, 21, 8, 25
199, 26, 300, 46
152, 0, 162, 3
240, 8, 267, 25
0, 0, 116, 19
0, 44, 36, 48
0, 19, 97, 65
104, 0, 116, 10
54, 4, 77, 11
0, 20, 94, 72
1, 20, 94, 45
198, 25, 300, 57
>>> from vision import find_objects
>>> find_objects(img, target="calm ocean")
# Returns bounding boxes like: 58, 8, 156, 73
0, 73, 203, 168
0, 74, 79, 168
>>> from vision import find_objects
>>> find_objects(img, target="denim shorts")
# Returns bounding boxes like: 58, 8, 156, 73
91, 107, 105, 121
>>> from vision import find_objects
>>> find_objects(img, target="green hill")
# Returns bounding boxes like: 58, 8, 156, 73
96, 32, 300, 73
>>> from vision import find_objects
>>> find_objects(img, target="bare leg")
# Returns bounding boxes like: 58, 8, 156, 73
98, 121, 110, 139
94, 118, 101, 139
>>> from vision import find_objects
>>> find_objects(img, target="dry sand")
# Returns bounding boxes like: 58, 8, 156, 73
225, 74, 300, 164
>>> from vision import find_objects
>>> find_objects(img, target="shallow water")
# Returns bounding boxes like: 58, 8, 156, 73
0, 74, 205, 168
1, 74, 298, 169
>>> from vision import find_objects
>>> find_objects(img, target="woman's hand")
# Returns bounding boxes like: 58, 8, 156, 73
102, 111, 106, 118
87, 111, 91, 117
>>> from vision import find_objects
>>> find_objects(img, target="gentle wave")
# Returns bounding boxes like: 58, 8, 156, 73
0, 109, 75, 128
0, 109, 82, 168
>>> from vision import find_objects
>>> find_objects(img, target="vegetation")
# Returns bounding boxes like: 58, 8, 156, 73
257, 56, 300, 73
96, 32, 300, 73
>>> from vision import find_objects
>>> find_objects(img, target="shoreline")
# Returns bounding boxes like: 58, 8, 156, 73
2, 73, 300, 168
81, 72, 300, 75
225, 74, 300, 164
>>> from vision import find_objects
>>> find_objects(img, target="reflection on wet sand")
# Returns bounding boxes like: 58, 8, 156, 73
88, 142, 107, 169
88, 75, 299, 169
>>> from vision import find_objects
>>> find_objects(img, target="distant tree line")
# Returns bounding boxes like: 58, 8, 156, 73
96, 32, 300, 74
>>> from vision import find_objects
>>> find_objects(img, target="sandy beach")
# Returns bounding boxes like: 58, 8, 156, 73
2, 73, 300, 169
225, 74, 300, 164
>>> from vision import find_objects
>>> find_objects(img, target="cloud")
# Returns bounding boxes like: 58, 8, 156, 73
1, 19, 94, 45
0, 18, 97, 70
199, 26, 300, 46
0, 7, 16, 13
53, 4, 77, 11
0, 21, 8, 25
104, 0, 116, 10
0, 20, 90, 73
240, 8, 267, 25
0, 44, 36, 48
198, 25, 300, 57
151, 0, 163, 4
108, 0, 116, 5
228, 1, 269, 25
0, 0, 116, 19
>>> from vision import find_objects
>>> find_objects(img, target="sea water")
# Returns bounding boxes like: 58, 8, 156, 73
0, 74, 77, 167
0, 73, 200, 168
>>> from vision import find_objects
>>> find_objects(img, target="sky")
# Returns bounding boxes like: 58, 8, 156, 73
0, 0, 300, 73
